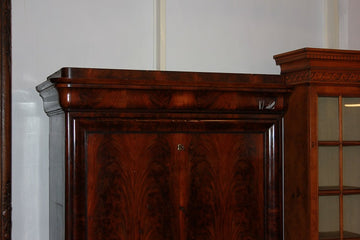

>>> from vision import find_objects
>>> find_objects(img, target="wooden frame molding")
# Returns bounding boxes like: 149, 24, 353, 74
0, 0, 11, 239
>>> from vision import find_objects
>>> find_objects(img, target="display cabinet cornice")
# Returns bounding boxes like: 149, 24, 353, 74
37, 68, 290, 240
275, 48, 360, 240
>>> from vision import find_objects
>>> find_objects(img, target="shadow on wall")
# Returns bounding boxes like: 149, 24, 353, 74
12, 88, 49, 240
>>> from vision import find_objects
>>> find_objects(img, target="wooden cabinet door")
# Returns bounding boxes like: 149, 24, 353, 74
87, 133, 177, 240
71, 118, 281, 240
185, 132, 266, 240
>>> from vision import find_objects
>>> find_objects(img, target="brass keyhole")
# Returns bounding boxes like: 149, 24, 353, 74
177, 144, 185, 151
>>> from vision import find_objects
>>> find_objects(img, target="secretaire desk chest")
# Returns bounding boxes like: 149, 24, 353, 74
37, 66, 290, 240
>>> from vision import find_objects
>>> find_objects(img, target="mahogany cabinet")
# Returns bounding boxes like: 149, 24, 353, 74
37, 68, 289, 240
275, 48, 360, 240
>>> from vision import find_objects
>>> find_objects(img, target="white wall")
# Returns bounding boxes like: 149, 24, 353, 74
338, 0, 360, 50
12, 1, 154, 239
347, 0, 360, 49
13, 0, 354, 239
166, 0, 324, 74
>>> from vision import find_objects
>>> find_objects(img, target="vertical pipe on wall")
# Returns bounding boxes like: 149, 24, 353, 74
338, 0, 349, 49
154, 0, 166, 70
324, 0, 340, 48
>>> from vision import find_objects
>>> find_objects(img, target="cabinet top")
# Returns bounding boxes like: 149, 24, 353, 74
274, 47, 360, 66
36, 68, 287, 92
36, 68, 291, 116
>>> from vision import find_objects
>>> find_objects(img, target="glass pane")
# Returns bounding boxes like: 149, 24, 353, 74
344, 195, 360, 235
318, 97, 339, 141
343, 98, 360, 141
343, 146, 360, 188
319, 196, 339, 233
318, 146, 339, 187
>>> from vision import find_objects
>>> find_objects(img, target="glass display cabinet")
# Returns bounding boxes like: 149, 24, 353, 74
318, 96, 360, 239
275, 48, 360, 240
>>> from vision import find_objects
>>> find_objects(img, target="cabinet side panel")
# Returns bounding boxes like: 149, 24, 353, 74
284, 86, 310, 239
49, 114, 65, 240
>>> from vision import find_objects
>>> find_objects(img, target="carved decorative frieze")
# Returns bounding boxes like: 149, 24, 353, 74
284, 71, 360, 85
305, 53, 360, 62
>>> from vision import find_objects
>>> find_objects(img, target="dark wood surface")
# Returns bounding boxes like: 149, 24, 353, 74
37, 69, 289, 240
0, 0, 11, 239
281, 85, 312, 240
319, 186, 360, 195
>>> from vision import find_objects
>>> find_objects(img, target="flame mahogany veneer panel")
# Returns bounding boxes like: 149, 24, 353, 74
87, 133, 174, 240
86, 131, 265, 239
75, 119, 276, 240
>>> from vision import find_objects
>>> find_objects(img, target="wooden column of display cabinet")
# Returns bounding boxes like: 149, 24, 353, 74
36, 68, 290, 240
275, 48, 360, 240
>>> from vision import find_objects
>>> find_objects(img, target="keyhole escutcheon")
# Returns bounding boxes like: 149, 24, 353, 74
177, 144, 185, 151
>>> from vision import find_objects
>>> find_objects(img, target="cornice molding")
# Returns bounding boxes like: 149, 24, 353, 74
274, 48, 360, 66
